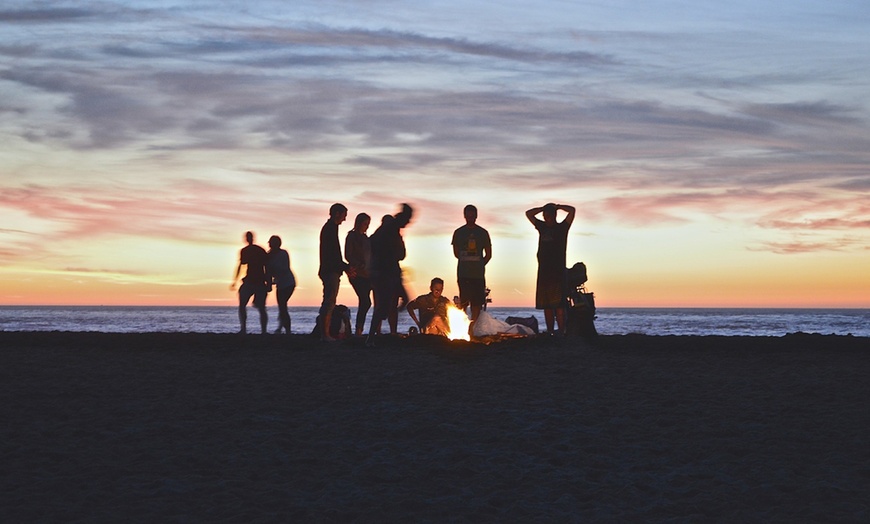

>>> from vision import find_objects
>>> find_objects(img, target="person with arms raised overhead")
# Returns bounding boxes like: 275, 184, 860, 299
231, 231, 269, 335
526, 203, 576, 335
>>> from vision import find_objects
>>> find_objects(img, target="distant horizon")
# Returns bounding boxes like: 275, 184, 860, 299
2, 304, 867, 311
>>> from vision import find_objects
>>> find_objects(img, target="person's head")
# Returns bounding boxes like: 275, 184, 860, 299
245, 231, 254, 244
268, 235, 282, 250
329, 203, 348, 224
463, 204, 478, 226
354, 212, 371, 233
430, 277, 445, 298
543, 203, 557, 225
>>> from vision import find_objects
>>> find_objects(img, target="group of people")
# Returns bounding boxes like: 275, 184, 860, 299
231, 202, 576, 339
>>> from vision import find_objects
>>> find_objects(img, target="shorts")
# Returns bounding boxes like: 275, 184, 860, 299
319, 272, 341, 317
458, 277, 486, 309
239, 282, 267, 308
535, 268, 566, 309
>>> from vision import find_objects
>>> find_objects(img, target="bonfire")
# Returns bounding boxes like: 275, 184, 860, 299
445, 304, 471, 341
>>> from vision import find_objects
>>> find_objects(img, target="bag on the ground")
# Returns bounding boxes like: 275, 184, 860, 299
505, 316, 539, 334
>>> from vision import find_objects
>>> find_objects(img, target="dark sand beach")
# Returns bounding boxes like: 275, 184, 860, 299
1, 332, 868, 522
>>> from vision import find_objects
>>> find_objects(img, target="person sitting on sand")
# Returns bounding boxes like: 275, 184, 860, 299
406, 277, 451, 336
231, 231, 269, 335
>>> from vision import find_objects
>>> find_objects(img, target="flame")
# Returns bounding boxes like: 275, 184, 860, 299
446, 304, 471, 341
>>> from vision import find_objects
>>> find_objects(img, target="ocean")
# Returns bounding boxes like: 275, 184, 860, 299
1, 306, 868, 337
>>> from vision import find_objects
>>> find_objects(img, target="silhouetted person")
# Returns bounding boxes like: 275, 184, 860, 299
406, 277, 451, 336
367, 203, 413, 345
319, 203, 353, 342
345, 213, 373, 336
231, 231, 269, 334
452, 204, 491, 323
267, 235, 296, 334
526, 203, 576, 334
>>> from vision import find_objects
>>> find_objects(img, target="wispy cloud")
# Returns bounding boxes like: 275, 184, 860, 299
1, 0, 868, 307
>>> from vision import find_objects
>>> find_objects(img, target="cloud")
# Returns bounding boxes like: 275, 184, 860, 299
740, 101, 861, 126
753, 238, 863, 255
242, 25, 618, 67
761, 218, 870, 231
0, 8, 95, 23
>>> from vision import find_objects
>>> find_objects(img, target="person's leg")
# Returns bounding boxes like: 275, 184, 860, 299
350, 277, 372, 336
366, 277, 388, 345
319, 273, 340, 341
254, 288, 268, 334
276, 286, 292, 333
554, 306, 566, 334
469, 278, 485, 322
387, 276, 400, 333
544, 308, 556, 335
238, 283, 253, 334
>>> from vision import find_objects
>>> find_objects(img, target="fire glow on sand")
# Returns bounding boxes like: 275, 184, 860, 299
446, 305, 471, 341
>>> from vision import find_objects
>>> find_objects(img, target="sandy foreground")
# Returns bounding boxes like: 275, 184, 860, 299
1, 332, 868, 522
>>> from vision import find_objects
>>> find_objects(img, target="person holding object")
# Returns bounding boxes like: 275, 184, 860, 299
526, 203, 576, 335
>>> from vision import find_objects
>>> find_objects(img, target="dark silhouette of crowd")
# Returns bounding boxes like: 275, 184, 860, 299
231, 201, 578, 339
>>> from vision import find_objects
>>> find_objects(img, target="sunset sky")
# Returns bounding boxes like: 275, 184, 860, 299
2, 1, 868, 308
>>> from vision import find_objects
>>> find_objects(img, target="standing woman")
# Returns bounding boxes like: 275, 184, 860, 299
345, 213, 372, 336
525, 203, 575, 335
267, 235, 297, 334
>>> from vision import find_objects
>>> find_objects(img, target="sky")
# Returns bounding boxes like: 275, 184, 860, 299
1, 0, 869, 308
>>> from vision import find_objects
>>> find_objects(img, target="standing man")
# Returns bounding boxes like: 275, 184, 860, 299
231, 231, 269, 335
367, 203, 413, 344
526, 203, 576, 335
319, 203, 353, 342
452, 204, 492, 323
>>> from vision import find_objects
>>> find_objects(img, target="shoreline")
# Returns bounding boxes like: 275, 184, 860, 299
2, 332, 868, 521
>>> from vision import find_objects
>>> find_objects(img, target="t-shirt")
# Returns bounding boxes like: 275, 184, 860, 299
451, 224, 491, 280
533, 219, 570, 271
345, 230, 371, 279
369, 217, 406, 278
267, 249, 296, 290
240, 244, 268, 285
319, 220, 346, 277
409, 293, 450, 328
